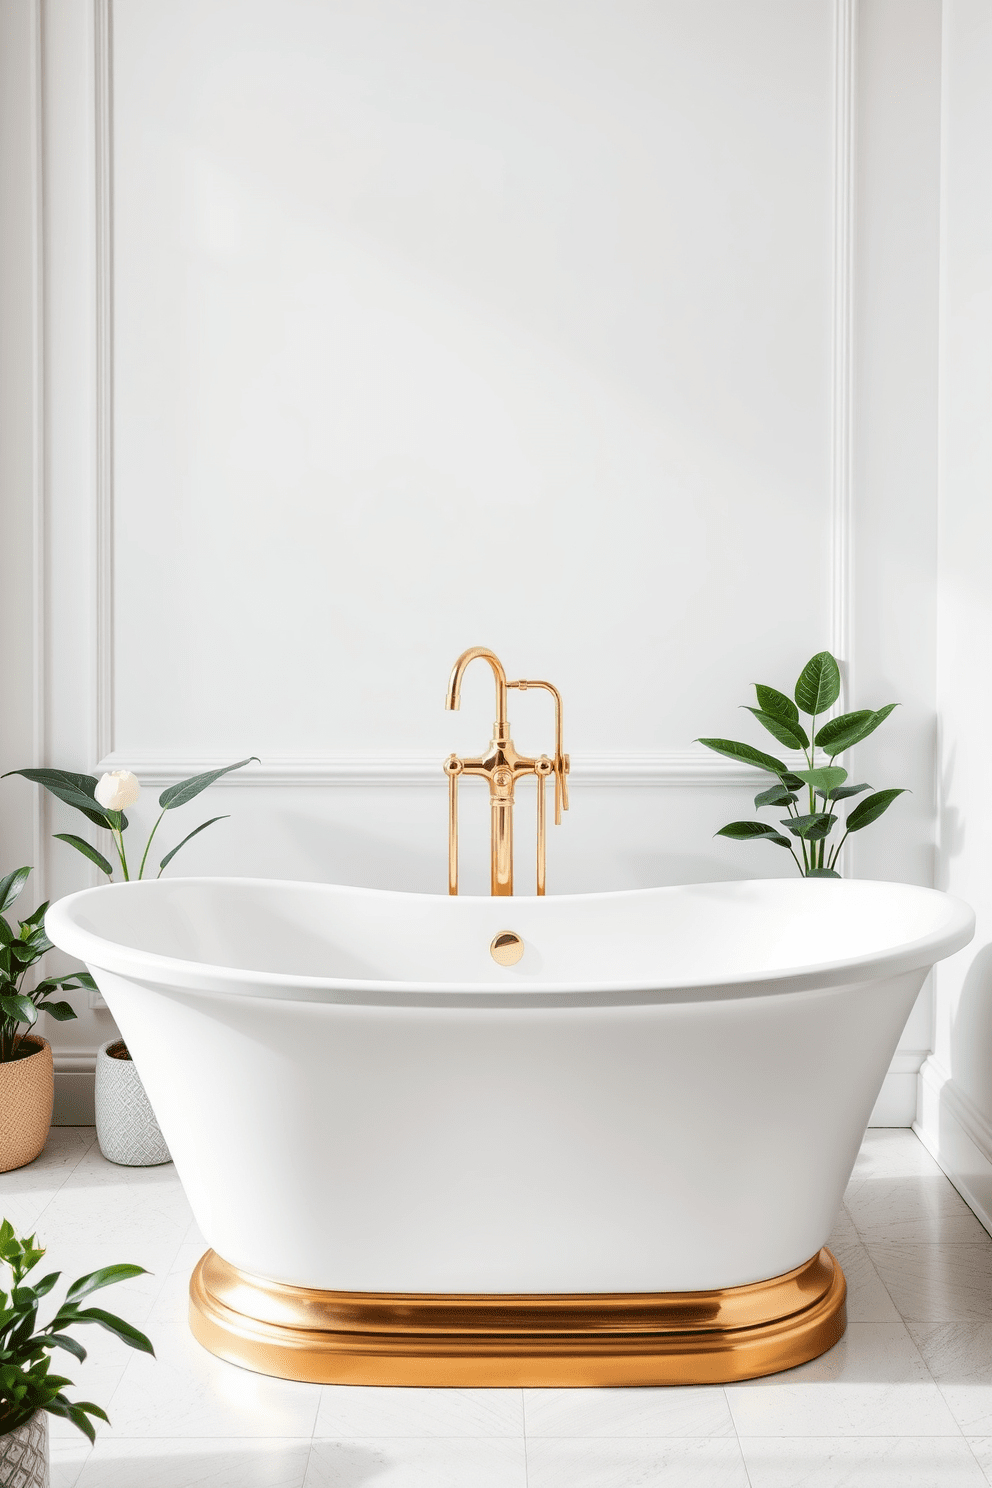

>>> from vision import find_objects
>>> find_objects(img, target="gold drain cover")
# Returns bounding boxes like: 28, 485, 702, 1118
490, 931, 524, 966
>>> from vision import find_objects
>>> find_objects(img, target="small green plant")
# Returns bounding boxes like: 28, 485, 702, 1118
0, 867, 93, 1065
4, 759, 257, 883
0, 1219, 153, 1442
696, 650, 906, 877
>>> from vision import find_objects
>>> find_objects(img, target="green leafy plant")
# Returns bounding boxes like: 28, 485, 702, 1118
3, 759, 258, 884
3, 758, 256, 1062
0, 867, 93, 1065
696, 650, 906, 877
0, 1219, 153, 1442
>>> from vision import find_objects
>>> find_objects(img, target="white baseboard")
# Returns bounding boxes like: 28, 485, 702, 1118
868, 1049, 930, 1128
914, 1056, 992, 1239
53, 1050, 97, 1126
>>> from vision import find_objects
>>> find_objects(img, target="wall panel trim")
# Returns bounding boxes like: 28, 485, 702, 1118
90, 0, 859, 790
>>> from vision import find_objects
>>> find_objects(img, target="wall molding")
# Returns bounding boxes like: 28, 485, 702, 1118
88, 1, 861, 790
94, 749, 804, 787
914, 1056, 992, 1238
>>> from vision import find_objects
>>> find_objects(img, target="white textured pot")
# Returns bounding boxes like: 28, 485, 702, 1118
0, 1410, 49, 1488
94, 1039, 171, 1167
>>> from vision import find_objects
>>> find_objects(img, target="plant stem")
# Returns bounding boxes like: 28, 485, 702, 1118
137, 809, 166, 882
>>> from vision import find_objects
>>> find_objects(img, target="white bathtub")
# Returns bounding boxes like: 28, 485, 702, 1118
48, 876, 972, 1296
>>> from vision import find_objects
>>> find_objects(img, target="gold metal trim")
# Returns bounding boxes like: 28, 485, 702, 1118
189, 1248, 846, 1387
490, 931, 525, 966
443, 648, 569, 898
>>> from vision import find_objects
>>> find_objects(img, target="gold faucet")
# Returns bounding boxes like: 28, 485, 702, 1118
444, 646, 569, 896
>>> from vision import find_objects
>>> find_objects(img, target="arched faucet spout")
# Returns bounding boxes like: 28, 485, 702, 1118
445, 647, 509, 733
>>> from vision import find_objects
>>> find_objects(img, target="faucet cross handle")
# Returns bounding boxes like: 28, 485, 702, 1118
507, 680, 569, 824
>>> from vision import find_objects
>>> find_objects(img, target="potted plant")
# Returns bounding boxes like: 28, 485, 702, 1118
0, 1218, 154, 1487
0, 868, 94, 1174
4, 758, 256, 1166
696, 650, 906, 875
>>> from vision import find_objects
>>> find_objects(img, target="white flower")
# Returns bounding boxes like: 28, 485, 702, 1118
94, 770, 141, 811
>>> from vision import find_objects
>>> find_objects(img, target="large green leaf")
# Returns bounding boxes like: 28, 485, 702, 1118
64, 1264, 148, 1305
695, 738, 788, 775
52, 834, 114, 877
780, 771, 807, 791
754, 783, 798, 809
815, 704, 898, 756
0, 868, 31, 914
0, 994, 38, 1025
828, 781, 872, 801
158, 816, 229, 874
794, 652, 841, 716
742, 708, 810, 750
846, 788, 907, 832
792, 766, 848, 795
36, 1000, 76, 1021
57, 1306, 154, 1356
813, 709, 873, 754
716, 822, 792, 848
754, 684, 800, 725
782, 812, 837, 840
2, 771, 112, 830
158, 757, 258, 810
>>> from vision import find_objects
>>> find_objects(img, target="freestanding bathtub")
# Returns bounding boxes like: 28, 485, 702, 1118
47, 875, 973, 1386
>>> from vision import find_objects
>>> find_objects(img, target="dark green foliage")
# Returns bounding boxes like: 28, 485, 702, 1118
696, 651, 905, 876
0, 1219, 153, 1442
0, 868, 91, 1064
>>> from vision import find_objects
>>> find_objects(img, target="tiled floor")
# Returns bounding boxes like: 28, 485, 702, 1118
3, 1126, 992, 1486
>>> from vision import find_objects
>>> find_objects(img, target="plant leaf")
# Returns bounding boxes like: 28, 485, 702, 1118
158, 758, 258, 810
794, 652, 841, 716
63, 1264, 149, 1305
0, 994, 38, 1025
846, 788, 908, 832
828, 781, 872, 801
695, 738, 788, 775
0, 867, 31, 914
60, 1306, 154, 1355
807, 868, 842, 878
782, 812, 837, 841
52, 835, 114, 877
779, 771, 807, 791
813, 709, 873, 754
792, 766, 848, 794
715, 821, 792, 847
754, 684, 799, 725
742, 708, 810, 750
158, 816, 229, 874
754, 784, 798, 809
36, 1000, 77, 1022
44, 1333, 87, 1362
3, 770, 113, 829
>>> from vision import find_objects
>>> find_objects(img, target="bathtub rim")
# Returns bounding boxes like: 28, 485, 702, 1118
45, 875, 975, 1008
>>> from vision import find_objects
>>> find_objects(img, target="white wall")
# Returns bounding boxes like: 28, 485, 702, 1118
0, 0, 944, 1124
915, 0, 992, 1230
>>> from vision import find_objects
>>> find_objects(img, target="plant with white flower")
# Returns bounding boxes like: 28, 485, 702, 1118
4, 759, 257, 882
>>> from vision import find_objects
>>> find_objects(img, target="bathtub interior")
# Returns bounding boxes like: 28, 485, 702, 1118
53, 875, 973, 991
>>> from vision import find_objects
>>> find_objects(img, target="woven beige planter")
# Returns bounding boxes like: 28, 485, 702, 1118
0, 1037, 53, 1174
0, 1411, 49, 1488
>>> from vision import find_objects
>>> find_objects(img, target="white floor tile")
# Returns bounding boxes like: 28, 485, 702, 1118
522, 1385, 734, 1437
147, 1242, 207, 1324
830, 1240, 900, 1322
523, 1436, 750, 1487
850, 1130, 946, 1180
869, 1244, 992, 1322
103, 1323, 321, 1438
305, 1437, 527, 1487
50, 1436, 92, 1488
965, 1438, 992, 1485
827, 1206, 859, 1249
845, 1174, 990, 1244
738, 1436, 988, 1486
314, 1384, 523, 1437
73, 1437, 312, 1487
726, 1323, 961, 1437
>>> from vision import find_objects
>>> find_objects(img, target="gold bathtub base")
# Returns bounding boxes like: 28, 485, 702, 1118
188, 1248, 846, 1387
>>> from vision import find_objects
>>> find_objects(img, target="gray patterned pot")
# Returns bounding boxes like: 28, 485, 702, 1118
0, 1411, 49, 1488
94, 1040, 171, 1167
